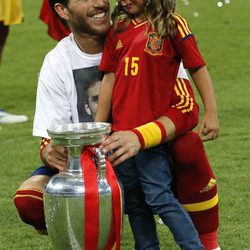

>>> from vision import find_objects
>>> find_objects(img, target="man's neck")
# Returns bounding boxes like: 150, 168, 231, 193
73, 33, 104, 55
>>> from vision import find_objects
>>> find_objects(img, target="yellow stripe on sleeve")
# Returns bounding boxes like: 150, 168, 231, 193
177, 25, 186, 39
182, 194, 219, 212
173, 78, 194, 113
175, 15, 191, 38
176, 14, 191, 34
177, 78, 194, 112
173, 83, 184, 108
176, 78, 187, 107
181, 78, 194, 112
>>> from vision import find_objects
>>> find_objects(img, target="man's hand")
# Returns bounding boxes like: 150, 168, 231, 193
41, 142, 68, 171
99, 131, 141, 166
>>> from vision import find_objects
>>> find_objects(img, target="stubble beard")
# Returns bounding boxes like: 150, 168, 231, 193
73, 14, 109, 38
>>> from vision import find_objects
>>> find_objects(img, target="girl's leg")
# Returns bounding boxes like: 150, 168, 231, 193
126, 187, 160, 250
115, 158, 160, 250
135, 145, 203, 250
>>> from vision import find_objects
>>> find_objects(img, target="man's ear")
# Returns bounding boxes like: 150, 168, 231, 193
84, 103, 92, 116
54, 3, 70, 21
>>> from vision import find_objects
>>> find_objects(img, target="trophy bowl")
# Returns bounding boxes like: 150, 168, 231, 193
47, 122, 111, 146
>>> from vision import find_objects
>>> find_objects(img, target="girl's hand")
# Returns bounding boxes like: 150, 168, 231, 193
198, 112, 220, 141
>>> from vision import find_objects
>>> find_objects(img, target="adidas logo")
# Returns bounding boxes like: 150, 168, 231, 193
116, 40, 123, 50
200, 178, 216, 193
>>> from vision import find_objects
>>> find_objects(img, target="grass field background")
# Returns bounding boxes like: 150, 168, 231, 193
0, 0, 249, 249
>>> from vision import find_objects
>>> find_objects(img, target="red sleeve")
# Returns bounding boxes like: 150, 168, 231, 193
163, 78, 200, 137
172, 14, 206, 69
99, 27, 116, 73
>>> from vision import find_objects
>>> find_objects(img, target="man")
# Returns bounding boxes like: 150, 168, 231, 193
14, 0, 220, 249
14, 0, 110, 230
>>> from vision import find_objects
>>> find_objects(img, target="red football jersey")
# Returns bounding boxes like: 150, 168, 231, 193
99, 15, 205, 131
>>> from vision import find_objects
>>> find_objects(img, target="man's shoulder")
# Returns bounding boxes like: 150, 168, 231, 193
45, 34, 73, 65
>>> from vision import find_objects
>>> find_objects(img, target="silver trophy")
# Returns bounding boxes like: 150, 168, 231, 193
44, 122, 121, 250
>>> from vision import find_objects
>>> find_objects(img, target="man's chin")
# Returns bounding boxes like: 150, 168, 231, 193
92, 23, 109, 35
78, 23, 109, 37
89, 28, 109, 37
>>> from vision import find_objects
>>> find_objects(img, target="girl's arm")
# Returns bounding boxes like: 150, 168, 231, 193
189, 65, 220, 141
95, 72, 115, 122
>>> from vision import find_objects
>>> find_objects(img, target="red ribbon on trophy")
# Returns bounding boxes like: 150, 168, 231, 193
81, 146, 122, 250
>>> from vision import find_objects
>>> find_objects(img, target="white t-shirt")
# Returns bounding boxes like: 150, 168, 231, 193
33, 33, 189, 138
33, 33, 102, 138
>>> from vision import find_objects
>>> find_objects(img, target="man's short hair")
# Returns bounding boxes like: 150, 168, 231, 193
49, 0, 69, 26
83, 70, 104, 100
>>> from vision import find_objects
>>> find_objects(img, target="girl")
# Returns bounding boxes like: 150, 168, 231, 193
96, 0, 217, 249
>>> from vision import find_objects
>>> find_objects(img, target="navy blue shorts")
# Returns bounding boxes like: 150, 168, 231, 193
30, 166, 59, 177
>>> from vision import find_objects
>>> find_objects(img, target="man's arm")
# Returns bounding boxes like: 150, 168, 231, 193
40, 139, 67, 171
99, 67, 219, 166
34, 50, 72, 170
99, 76, 199, 166
99, 117, 176, 166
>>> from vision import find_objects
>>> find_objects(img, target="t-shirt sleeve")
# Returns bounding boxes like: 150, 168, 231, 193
99, 27, 116, 72
33, 54, 72, 138
172, 14, 206, 69
177, 62, 189, 80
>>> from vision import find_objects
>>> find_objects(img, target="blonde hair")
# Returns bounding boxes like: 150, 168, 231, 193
112, 0, 178, 38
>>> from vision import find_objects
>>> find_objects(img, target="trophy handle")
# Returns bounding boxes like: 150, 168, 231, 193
93, 148, 106, 179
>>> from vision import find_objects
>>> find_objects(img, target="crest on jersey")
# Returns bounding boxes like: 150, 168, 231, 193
144, 33, 164, 56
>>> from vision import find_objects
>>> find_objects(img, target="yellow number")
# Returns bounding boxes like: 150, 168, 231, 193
125, 57, 129, 76
124, 57, 139, 76
131, 57, 139, 76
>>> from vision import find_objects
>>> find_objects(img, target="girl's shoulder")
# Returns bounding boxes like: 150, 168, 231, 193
173, 13, 191, 29
110, 17, 128, 28
173, 13, 193, 39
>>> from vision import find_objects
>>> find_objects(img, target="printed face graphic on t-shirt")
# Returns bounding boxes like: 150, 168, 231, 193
73, 66, 103, 122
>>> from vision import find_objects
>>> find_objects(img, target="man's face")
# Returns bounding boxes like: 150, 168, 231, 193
84, 81, 101, 119
67, 0, 110, 36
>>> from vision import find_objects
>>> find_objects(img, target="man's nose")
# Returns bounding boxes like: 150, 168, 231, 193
92, 0, 107, 7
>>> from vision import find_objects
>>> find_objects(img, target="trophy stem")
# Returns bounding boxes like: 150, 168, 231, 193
66, 146, 83, 174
